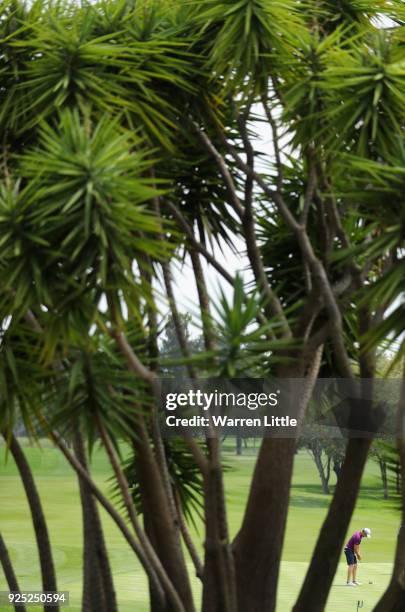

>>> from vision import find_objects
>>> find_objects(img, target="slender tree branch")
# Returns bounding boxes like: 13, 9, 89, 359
299, 343, 324, 423
235, 112, 254, 211
174, 490, 204, 582
212, 129, 354, 378
46, 428, 188, 611
314, 191, 332, 258
149, 182, 197, 379
72, 430, 117, 612
295, 272, 353, 340
316, 165, 363, 284
138, 247, 182, 526
111, 328, 157, 383
152, 207, 213, 474
195, 127, 291, 338
296, 228, 355, 379
302, 323, 330, 359
195, 128, 245, 219
108, 291, 210, 476
164, 200, 235, 285
3, 433, 59, 610
300, 151, 317, 226
0, 532, 26, 612
212, 124, 302, 233
163, 199, 271, 335
139, 255, 159, 370
96, 416, 185, 611
261, 96, 283, 191
189, 245, 216, 352
161, 259, 197, 378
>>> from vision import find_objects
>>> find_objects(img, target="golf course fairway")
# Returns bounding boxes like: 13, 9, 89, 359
0, 441, 399, 611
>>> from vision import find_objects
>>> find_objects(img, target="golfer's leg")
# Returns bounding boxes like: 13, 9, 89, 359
353, 563, 357, 582
347, 565, 352, 583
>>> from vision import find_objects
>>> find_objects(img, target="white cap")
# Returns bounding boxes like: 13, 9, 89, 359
363, 528, 371, 538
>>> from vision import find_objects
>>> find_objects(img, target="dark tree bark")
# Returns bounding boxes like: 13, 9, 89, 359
293, 437, 371, 612
395, 463, 401, 494
188, 244, 237, 611
202, 452, 237, 612
6, 433, 58, 612
108, 294, 194, 611
309, 443, 331, 494
0, 532, 26, 612
374, 535, 405, 612
232, 351, 321, 612
144, 511, 167, 612
133, 422, 195, 612
379, 459, 389, 500
233, 436, 297, 611
374, 581, 405, 612
236, 431, 242, 456
73, 432, 117, 612
174, 491, 203, 582
374, 374, 405, 611
333, 459, 342, 481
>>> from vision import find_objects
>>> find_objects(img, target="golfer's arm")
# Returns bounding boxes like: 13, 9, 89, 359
354, 544, 361, 560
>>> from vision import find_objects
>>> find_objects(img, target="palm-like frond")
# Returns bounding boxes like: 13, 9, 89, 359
0, 110, 169, 317
0, 319, 49, 436
309, 0, 390, 33
112, 438, 205, 528
213, 275, 298, 376
46, 337, 149, 449
196, 0, 304, 94
1, 1, 200, 147
321, 32, 405, 156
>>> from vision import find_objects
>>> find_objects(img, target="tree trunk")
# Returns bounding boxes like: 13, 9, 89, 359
333, 459, 342, 481
133, 421, 195, 612
374, 528, 405, 612
379, 460, 389, 500
202, 450, 237, 612
73, 432, 117, 612
293, 437, 371, 612
189, 243, 237, 610
233, 351, 321, 612
374, 373, 405, 611
236, 431, 242, 456
6, 433, 58, 612
0, 532, 26, 612
96, 415, 185, 612
49, 427, 173, 607
374, 581, 405, 612
233, 436, 297, 611
144, 512, 168, 612
311, 446, 330, 494
396, 463, 401, 494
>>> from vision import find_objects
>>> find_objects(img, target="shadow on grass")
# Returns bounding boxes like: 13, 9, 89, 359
289, 484, 400, 510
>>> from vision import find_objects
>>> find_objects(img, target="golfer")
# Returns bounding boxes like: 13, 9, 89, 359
344, 527, 371, 586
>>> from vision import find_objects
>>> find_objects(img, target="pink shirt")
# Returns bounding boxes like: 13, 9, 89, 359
346, 531, 362, 550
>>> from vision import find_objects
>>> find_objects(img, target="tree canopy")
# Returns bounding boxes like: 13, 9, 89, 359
0, 1, 404, 611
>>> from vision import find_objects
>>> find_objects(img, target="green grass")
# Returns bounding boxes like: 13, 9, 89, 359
0, 439, 400, 611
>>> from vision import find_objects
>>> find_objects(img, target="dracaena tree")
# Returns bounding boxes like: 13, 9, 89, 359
0, 1, 405, 612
